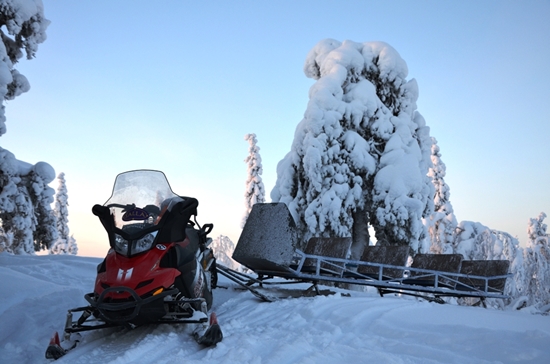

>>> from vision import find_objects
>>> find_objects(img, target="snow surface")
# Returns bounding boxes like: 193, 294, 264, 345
1, 253, 549, 364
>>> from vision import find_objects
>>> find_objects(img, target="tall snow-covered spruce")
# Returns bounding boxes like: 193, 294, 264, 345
524, 212, 550, 309
426, 137, 457, 254
271, 39, 433, 256
241, 133, 265, 228
50, 172, 77, 255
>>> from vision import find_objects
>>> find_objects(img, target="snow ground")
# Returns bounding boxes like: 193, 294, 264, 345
0, 254, 549, 364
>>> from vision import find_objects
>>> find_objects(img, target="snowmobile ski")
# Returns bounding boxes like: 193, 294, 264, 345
45, 331, 79, 360
193, 312, 223, 347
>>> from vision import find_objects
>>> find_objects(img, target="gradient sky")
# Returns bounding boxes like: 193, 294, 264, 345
2, 0, 549, 257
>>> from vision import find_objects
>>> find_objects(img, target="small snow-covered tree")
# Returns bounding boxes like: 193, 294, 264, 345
67, 235, 77, 255
453, 221, 503, 260
50, 172, 77, 255
490, 230, 527, 309
0, 0, 49, 136
241, 134, 265, 228
523, 213, 550, 310
211, 234, 240, 271
28, 162, 57, 251
271, 39, 433, 256
0, 147, 58, 254
54, 173, 69, 242
426, 137, 457, 254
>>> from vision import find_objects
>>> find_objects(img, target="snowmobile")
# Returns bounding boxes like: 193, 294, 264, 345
46, 170, 222, 360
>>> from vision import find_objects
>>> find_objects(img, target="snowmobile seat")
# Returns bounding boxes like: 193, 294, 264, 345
455, 260, 510, 293
402, 253, 463, 289
343, 245, 411, 281
292, 237, 352, 276
233, 203, 299, 276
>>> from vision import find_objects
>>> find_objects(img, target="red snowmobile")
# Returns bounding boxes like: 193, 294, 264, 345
46, 170, 222, 360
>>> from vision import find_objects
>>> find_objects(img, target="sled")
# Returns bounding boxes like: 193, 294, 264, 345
225, 203, 512, 303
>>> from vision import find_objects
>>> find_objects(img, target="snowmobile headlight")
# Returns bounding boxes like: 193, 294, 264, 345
114, 234, 129, 256
132, 231, 158, 255
114, 231, 157, 256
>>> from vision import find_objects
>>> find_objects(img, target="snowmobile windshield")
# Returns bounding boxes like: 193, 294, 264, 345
103, 170, 181, 256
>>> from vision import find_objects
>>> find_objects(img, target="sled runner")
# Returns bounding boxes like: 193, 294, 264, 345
46, 170, 222, 360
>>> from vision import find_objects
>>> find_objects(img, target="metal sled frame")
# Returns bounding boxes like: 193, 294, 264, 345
220, 250, 511, 303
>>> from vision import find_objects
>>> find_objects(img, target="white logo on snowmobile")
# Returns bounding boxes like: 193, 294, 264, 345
194, 272, 204, 298
117, 268, 134, 281
156, 244, 166, 250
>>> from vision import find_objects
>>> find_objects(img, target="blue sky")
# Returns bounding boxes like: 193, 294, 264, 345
2, 0, 549, 257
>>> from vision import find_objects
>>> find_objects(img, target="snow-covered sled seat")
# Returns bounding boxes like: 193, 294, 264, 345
233, 203, 299, 275
456, 260, 510, 294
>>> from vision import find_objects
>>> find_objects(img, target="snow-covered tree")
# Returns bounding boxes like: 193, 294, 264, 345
0, 2, 52, 255
490, 230, 527, 309
426, 137, 457, 254
211, 234, 240, 271
523, 212, 550, 310
54, 173, 69, 242
0, 0, 49, 136
0, 148, 33, 254
50, 172, 77, 255
67, 235, 77, 255
28, 163, 57, 251
453, 221, 503, 260
0, 147, 58, 254
271, 39, 433, 256
241, 133, 265, 228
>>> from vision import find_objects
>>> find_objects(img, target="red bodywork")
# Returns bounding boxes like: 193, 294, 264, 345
95, 239, 189, 300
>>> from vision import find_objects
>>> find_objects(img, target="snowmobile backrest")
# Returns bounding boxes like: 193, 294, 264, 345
156, 197, 199, 243
233, 203, 299, 272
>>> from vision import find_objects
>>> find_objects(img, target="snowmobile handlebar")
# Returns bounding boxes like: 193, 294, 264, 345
201, 223, 213, 236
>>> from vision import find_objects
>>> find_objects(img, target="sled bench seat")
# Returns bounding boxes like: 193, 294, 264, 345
291, 237, 353, 276
401, 253, 464, 289
343, 245, 410, 281
455, 260, 510, 294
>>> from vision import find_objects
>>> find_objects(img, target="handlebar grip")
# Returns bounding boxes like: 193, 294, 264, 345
202, 223, 214, 235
